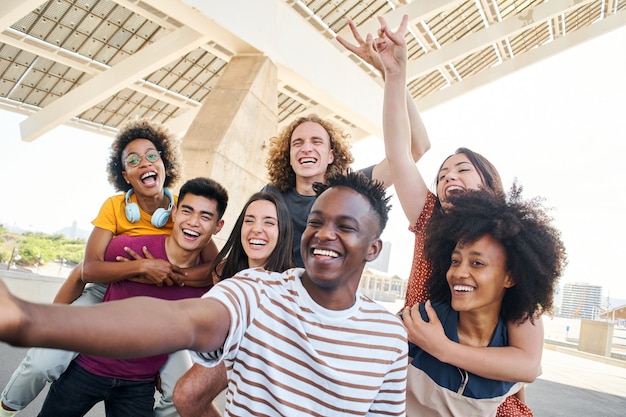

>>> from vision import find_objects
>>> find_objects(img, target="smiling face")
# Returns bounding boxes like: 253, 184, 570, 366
289, 121, 335, 184
170, 193, 223, 255
436, 153, 484, 208
121, 138, 166, 199
446, 234, 514, 317
241, 199, 280, 268
300, 186, 381, 309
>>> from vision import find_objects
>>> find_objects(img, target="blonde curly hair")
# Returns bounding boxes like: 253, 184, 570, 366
265, 115, 354, 192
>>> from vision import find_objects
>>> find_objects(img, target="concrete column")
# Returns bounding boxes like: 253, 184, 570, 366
181, 55, 278, 242
579, 319, 615, 357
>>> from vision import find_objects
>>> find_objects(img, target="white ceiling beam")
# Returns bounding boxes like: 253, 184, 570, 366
112, 0, 181, 31
0, 30, 108, 74
20, 25, 207, 142
142, 0, 257, 55
416, 9, 626, 111
0, 29, 200, 113
476, 0, 499, 23
181, 0, 387, 138
122, 0, 239, 64
406, 0, 596, 82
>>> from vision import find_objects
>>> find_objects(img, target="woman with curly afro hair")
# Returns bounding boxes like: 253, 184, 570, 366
106, 118, 183, 193
378, 15, 550, 416
0, 119, 221, 417
402, 187, 567, 416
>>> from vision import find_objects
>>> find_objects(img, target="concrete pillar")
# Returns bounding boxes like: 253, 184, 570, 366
181, 55, 278, 242
579, 319, 614, 357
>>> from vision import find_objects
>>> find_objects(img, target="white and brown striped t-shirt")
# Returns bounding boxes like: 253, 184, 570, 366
193, 267, 408, 417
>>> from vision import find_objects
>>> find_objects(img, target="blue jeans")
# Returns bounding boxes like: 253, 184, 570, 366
38, 361, 155, 417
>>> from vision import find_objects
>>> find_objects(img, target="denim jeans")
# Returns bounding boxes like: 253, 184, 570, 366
38, 361, 155, 417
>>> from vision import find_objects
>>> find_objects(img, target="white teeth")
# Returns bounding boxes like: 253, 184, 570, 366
183, 229, 199, 237
249, 239, 266, 246
445, 186, 463, 195
300, 157, 316, 164
141, 171, 156, 180
313, 248, 339, 258
453, 285, 474, 292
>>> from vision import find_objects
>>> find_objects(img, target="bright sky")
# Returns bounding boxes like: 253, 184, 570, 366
1, 25, 625, 300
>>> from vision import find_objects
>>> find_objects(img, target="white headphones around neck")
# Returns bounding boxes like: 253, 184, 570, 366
124, 188, 174, 228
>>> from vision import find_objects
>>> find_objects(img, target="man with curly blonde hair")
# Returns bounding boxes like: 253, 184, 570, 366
263, 113, 429, 267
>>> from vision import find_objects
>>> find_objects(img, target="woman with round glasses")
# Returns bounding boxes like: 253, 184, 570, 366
0, 119, 219, 417
124, 148, 161, 166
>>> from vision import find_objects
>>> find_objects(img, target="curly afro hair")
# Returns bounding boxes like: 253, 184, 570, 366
424, 184, 567, 323
106, 118, 183, 192
266, 114, 354, 192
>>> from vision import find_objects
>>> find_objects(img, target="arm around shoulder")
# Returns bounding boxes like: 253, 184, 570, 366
432, 316, 543, 383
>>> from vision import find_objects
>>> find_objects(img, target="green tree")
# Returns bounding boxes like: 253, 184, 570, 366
1, 231, 86, 268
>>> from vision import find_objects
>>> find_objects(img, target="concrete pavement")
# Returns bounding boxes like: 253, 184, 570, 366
2, 342, 625, 416
0, 345, 104, 416
526, 345, 626, 416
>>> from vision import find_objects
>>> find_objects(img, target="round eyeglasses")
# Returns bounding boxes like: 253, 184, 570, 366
125, 150, 161, 167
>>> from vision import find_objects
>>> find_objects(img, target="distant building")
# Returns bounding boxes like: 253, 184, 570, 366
559, 283, 602, 319
366, 240, 391, 273
58, 221, 90, 240
359, 268, 407, 303
598, 304, 626, 322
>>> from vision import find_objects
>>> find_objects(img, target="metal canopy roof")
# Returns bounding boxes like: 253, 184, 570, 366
599, 305, 626, 320
1, 0, 624, 142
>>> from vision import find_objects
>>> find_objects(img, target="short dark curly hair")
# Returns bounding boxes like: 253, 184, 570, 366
266, 115, 355, 192
313, 170, 391, 234
107, 119, 183, 192
424, 185, 567, 323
